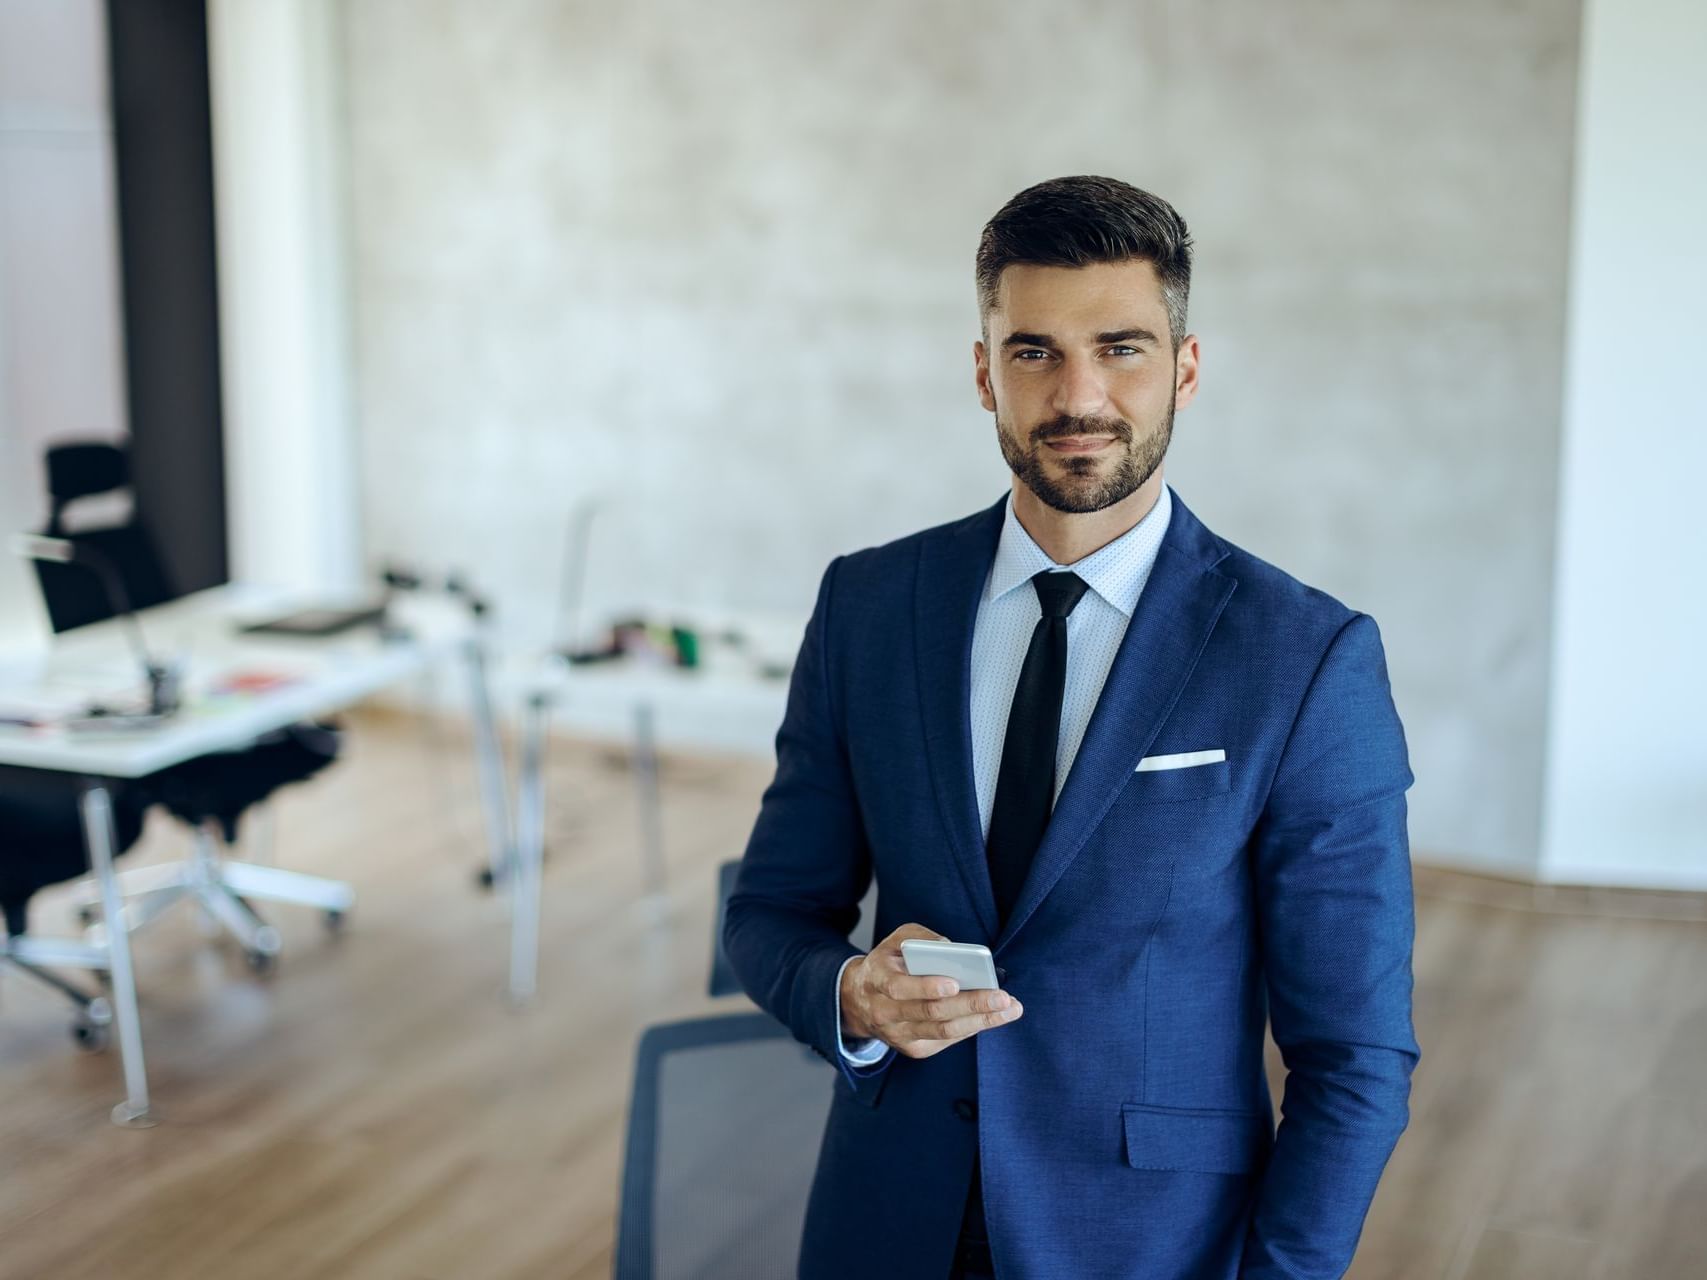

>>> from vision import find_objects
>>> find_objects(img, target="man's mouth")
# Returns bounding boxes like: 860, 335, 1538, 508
1043, 435, 1116, 454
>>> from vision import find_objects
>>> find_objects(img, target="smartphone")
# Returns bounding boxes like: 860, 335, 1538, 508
900, 939, 1002, 991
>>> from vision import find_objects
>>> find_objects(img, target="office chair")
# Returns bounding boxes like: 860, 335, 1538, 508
33, 440, 350, 972
614, 1012, 837, 1280
707, 859, 744, 997
32, 442, 175, 631
0, 767, 151, 1049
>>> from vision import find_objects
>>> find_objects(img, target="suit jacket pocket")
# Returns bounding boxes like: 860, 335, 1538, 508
1117, 758, 1232, 805
1120, 1102, 1271, 1175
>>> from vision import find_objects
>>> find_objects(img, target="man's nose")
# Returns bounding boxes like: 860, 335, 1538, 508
1051, 355, 1109, 419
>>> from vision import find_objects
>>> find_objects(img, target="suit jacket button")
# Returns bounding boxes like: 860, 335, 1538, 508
953, 1097, 977, 1122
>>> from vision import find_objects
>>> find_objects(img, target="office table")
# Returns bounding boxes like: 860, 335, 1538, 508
0, 584, 518, 1127
501, 621, 797, 997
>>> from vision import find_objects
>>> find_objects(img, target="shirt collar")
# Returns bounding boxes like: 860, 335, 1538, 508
985, 481, 1174, 619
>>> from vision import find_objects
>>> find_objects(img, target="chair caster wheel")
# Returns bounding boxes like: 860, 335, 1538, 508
245, 948, 278, 976
323, 908, 347, 934
72, 998, 114, 1052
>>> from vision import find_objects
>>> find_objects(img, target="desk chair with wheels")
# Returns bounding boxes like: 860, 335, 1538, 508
0, 767, 151, 1049
614, 1012, 837, 1280
87, 721, 347, 973
706, 859, 745, 997
33, 440, 351, 971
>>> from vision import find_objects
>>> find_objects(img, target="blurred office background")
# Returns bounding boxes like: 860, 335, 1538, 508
1, 1, 1702, 1278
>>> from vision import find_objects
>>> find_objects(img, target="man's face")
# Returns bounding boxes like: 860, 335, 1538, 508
974, 259, 1197, 514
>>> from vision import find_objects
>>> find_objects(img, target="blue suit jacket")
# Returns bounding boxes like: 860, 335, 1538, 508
725, 486, 1420, 1279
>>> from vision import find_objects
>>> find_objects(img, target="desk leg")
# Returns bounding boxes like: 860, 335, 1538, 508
508, 692, 549, 1004
81, 783, 156, 1128
463, 637, 514, 885
633, 701, 666, 900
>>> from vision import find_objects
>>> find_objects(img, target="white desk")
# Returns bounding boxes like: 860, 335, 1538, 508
0, 584, 515, 1126
501, 625, 796, 996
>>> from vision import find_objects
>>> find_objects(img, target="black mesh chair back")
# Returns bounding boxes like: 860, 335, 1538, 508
707, 860, 743, 997
34, 441, 175, 632
29, 438, 343, 844
614, 1012, 836, 1280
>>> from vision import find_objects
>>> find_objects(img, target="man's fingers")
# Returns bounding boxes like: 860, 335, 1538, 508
937, 1001, 1023, 1040
864, 925, 1014, 1046
874, 970, 960, 1002
878, 942, 942, 972
891, 990, 1011, 1023
880, 923, 947, 950
890, 999, 1022, 1045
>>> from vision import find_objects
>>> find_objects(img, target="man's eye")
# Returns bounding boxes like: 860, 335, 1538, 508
1107, 346, 1139, 357
1013, 350, 1050, 361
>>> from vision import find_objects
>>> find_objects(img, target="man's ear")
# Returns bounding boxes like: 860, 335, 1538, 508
974, 340, 997, 413
1173, 334, 1201, 411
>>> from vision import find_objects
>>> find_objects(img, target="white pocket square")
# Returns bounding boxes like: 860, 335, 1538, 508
1135, 749, 1226, 772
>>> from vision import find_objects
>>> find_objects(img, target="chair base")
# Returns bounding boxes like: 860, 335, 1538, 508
3, 822, 356, 1055
0, 945, 115, 1051
71, 824, 355, 964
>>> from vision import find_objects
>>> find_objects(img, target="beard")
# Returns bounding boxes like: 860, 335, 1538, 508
994, 395, 1173, 515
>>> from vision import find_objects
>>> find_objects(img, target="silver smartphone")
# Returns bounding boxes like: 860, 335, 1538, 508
900, 939, 1002, 990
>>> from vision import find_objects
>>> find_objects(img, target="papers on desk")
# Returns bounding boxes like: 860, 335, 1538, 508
0, 685, 96, 729
206, 668, 303, 697
0, 665, 305, 737
0, 684, 173, 735
0, 581, 465, 777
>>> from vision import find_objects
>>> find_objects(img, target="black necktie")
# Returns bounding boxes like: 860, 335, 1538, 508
985, 569, 1091, 926
959, 570, 1092, 1265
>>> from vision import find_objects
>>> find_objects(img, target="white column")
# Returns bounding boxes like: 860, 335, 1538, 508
206, 0, 360, 590
1540, 0, 1707, 888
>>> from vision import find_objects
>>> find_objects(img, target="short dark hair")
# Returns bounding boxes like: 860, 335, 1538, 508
975, 176, 1193, 347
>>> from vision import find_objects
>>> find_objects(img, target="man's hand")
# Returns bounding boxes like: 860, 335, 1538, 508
841, 923, 1023, 1060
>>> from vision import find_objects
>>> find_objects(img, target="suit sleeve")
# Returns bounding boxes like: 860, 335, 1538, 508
723, 555, 895, 1092
1241, 612, 1421, 1279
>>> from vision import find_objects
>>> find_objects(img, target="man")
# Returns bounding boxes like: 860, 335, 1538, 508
725, 175, 1419, 1279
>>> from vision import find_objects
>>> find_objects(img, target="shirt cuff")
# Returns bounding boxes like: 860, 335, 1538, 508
835, 954, 890, 1065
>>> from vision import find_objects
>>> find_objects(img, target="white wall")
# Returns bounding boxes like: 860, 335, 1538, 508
206, 0, 361, 591
337, 0, 1583, 878
0, 0, 128, 650
11, 0, 1676, 888
1539, 0, 1707, 888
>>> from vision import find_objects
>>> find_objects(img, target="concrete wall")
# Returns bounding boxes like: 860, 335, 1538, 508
0, 0, 128, 650
338, 0, 1583, 873
1540, 0, 1707, 889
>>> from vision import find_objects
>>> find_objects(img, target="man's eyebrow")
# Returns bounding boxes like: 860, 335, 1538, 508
1001, 331, 1058, 350
1000, 327, 1161, 349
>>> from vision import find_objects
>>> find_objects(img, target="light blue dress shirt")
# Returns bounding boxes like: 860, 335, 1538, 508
837, 483, 1175, 1063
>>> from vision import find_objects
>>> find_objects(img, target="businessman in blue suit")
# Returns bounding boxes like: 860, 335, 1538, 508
725, 176, 1419, 1279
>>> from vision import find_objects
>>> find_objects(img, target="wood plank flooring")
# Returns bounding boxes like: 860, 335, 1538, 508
1, 708, 1702, 1279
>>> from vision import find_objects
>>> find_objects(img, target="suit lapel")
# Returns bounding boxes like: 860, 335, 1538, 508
915, 494, 1008, 941
994, 489, 1236, 952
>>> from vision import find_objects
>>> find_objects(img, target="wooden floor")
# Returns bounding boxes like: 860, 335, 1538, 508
1, 709, 1702, 1279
